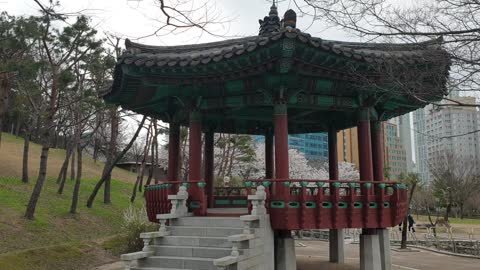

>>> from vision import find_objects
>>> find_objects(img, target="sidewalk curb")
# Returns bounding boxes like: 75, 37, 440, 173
391, 244, 480, 259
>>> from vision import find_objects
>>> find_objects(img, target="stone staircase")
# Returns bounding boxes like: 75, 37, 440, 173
121, 186, 274, 270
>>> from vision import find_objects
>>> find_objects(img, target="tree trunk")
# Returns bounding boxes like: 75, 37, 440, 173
70, 144, 76, 180
104, 107, 119, 204
87, 115, 146, 208
24, 67, 58, 220
57, 144, 71, 183
57, 145, 73, 194
0, 73, 12, 148
131, 122, 152, 202
445, 202, 452, 222
22, 130, 30, 183
70, 146, 82, 214
401, 216, 408, 249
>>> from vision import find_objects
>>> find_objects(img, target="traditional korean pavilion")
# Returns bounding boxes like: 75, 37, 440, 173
103, 4, 450, 270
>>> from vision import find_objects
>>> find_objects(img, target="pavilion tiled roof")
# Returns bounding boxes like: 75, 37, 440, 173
118, 28, 447, 69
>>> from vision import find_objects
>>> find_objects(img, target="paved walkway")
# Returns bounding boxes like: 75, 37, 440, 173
92, 241, 479, 270
297, 240, 479, 270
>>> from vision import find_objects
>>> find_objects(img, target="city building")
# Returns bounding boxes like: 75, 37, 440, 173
337, 122, 407, 179
413, 95, 480, 184
413, 108, 430, 183
383, 122, 408, 179
255, 133, 329, 160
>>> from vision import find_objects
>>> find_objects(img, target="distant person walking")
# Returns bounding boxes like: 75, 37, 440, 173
399, 214, 416, 232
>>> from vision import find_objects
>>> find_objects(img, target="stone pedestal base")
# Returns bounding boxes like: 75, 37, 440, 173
275, 233, 296, 270
329, 229, 345, 263
378, 229, 391, 270
360, 234, 381, 270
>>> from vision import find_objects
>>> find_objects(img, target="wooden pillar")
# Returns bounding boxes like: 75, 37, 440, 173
371, 121, 385, 182
188, 111, 202, 181
274, 102, 289, 180
371, 120, 391, 270
328, 127, 344, 263
358, 110, 374, 182
358, 108, 381, 270
204, 129, 214, 208
265, 130, 274, 179
328, 127, 339, 181
167, 122, 180, 181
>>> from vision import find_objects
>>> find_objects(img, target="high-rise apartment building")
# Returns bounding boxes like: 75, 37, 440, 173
414, 96, 480, 183
383, 122, 408, 179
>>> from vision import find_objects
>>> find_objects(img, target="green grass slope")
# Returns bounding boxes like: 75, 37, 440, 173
0, 132, 136, 181
0, 133, 143, 269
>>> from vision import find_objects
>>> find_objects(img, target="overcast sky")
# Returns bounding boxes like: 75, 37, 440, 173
3, 0, 355, 47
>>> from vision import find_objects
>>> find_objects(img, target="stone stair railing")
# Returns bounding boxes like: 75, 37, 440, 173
121, 186, 190, 270
213, 186, 274, 270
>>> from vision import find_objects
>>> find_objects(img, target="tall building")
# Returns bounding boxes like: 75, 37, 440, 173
383, 122, 408, 179
337, 128, 359, 168
413, 108, 430, 183
423, 97, 480, 181
394, 114, 415, 172
289, 133, 329, 160
337, 122, 407, 179
413, 96, 480, 184
255, 133, 329, 160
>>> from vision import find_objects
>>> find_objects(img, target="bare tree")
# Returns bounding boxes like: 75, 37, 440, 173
293, 0, 480, 106
430, 151, 480, 221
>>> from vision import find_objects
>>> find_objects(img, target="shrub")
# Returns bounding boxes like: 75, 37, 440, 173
122, 205, 157, 253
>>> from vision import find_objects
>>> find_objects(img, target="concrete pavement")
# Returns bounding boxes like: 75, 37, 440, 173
92, 240, 479, 270
297, 240, 479, 270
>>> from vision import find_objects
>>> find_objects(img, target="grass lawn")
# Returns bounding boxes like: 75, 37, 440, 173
0, 133, 147, 269
0, 132, 135, 182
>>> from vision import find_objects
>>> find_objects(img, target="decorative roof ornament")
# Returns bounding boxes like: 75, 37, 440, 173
282, 9, 297, 29
259, 1, 281, 36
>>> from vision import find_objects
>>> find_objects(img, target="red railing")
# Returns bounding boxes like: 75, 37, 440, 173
213, 187, 249, 208
246, 179, 408, 230
144, 180, 207, 223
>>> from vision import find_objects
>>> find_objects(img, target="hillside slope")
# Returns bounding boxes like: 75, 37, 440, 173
0, 132, 135, 182
0, 133, 144, 269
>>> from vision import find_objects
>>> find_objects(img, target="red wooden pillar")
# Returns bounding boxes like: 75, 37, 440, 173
188, 111, 202, 181
358, 108, 375, 232
371, 121, 385, 182
189, 110, 205, 215
328, 127, 339, 181
358, 110, 374, 182
204, 129, 214, 208
265, 130, 274, 179
274, 102, 289, 180
167, 122, 180, 181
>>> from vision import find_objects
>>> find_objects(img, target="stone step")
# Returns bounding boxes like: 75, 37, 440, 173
154, 236, 232, 248
168, 226, 244, 237
138, 256, 215, 270
152, 245, 237, 258
171, 216, 244, 228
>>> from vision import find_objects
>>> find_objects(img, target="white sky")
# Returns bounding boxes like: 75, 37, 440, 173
2, 0, 354, 47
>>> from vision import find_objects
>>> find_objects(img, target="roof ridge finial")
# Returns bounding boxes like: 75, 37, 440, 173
269, 0, 278, 16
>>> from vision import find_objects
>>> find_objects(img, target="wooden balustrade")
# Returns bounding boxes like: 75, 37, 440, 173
246, 179, 408, 230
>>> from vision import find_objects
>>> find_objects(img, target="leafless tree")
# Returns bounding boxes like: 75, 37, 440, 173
292, 0, 480, 106
430, 151, 480, 221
